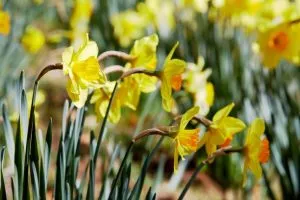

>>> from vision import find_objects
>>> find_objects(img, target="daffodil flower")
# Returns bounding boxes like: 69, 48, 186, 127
122, 34, 159, 110
198, 103, 246, 156
173, 106, 200, 172
62, 34, 106, 108
184, 57, 214, 116
243, 118, 270, 186
90, 82, 122, 124
111, 10, 148, 47
21, 26, 45, 54
160, 42, 186, 112
256, 23, 300, 68
0, 9, 10, 35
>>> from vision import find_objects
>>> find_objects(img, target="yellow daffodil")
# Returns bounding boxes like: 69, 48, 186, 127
137, 0, 175, 38
0, 9, 10, 35
62, 34, 106, 108
256, 22, 300, 68
70, 0, 92, 47
243, 118, 270, 185
198, 103, 246, 156
122, 34, 159, 110
90, 82, 122, 124
179, 0, 209, 13
21, 26, 45, 54
184, 57, 214, 116
111, 10, 148, 47
173, 106, 200, 172
160, 42, 186, 112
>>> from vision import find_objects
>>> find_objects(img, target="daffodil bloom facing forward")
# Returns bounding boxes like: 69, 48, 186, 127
21, 26, 45, 54
198, 103, 246, 156
243, 118, 270, 185
122, 34, 159, 110
160, 42, 186, 112
62, 35, 106, 108
0, 9, 10, 35
173, 106, 200, 172
256, 22, 300, 68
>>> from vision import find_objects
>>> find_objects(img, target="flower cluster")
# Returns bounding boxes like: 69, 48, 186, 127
110, 0, 300, 69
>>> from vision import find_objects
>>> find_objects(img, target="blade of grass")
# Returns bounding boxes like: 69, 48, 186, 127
177, 162, 205, 200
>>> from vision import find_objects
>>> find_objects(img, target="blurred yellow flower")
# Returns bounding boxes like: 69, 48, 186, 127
70, 0, 92, 47
90, 82, 122, 124
243, 118, 270, 185
62, 34, 106, 108
173, 106, 200, 172
179, 0, 209, 13
111, 10, 148, 47
198, 103, 246, 156
160, 42, 186, 112
0, 9, 10, 35
122, 34, 159, 110
184, 57, 214, 116
256, 22, 300, 68
21, 26, 45, 54
137, 0, 175, 38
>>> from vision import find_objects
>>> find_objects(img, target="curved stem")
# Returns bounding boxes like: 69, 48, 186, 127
98, 50, 135, 62
132, 127, 169, 142
103, 65, 125, 75
178, 162, 205, 200
35, 63, 63, 83
173, 115, 212, 127
120, 68, 159, 79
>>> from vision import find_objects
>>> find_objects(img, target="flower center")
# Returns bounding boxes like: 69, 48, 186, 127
268, 31, 289, 52
220, 138, 232, 148
259, 138, 270, 163
171, 74, 182, 91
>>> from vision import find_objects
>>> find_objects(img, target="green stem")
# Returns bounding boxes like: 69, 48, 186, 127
178, 162, 205, 200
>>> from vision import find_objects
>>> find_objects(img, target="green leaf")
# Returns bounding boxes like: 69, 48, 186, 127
129, 137, 164, 200
94, 82, 118, 163
15, 119, 24, 199
0, 147, 7, 200
1, 104, 15, 163
30, 162, 40, 200
108, 141, 134, 199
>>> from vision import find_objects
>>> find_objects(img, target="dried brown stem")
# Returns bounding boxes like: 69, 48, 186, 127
174, 115, 212, 127
202, 146, 244, 164
132, 127, 169, 142
98, 51, 135, 61
35, 63, 63, 83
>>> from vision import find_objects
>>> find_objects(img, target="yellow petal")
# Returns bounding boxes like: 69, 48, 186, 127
205, 142, 216, 156
212, 102, 235, 123
62, 46, 74, 73
161, 76, 173, 112
245, 118, 265, 146
163, 59, 186, 77
208, 128, 226, 145
0, 10, 10, 35
122, 78, 141, 110
130, 34, 158, 71
205, 82, 214, 106
76, 35, 98, 61
66, 80, 88, 108
174, 147, 179, 173
179, 106, 199, 130
248, 158, 262, 180
177, 128, 200, 157
72, 56, 106, 85
165, 42, 179, 62
222, 117, 246, 136
134, 74, 158, 93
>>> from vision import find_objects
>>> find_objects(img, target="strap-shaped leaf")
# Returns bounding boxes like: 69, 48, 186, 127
1, 104, 14, 163
30, 162, 40, 200
0, 147, 7, 199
